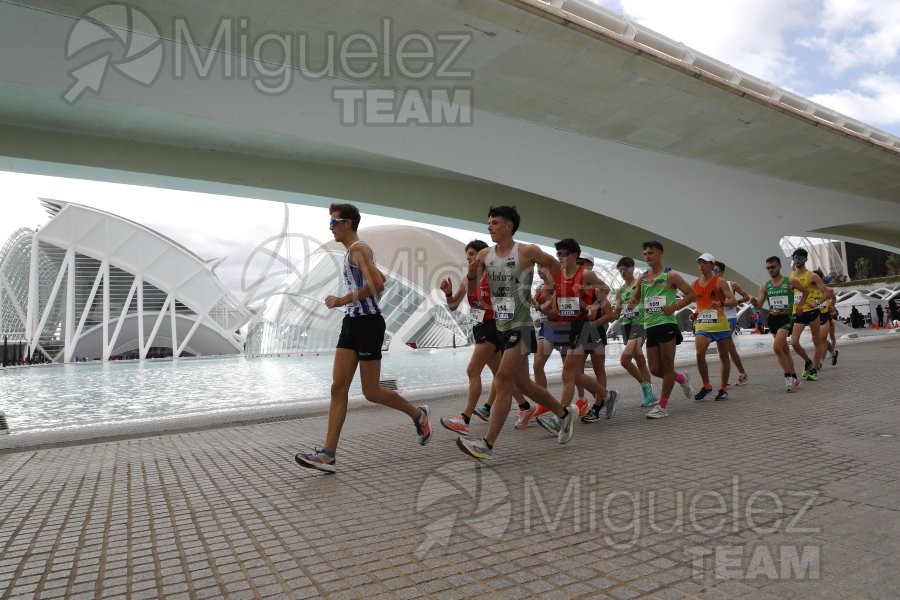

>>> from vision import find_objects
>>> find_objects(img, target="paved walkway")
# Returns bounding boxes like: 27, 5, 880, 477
1, 335, 898, 599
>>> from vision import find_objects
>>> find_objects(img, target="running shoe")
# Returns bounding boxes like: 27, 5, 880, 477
415, 406, 431, 445
440, 414, 470, 435
792, 378, 802, 392
514, 404, 538, 429
581, 405, 602, 423
604, 390, 619, 420
831, 349, 839, 366
694, 386, 713, 401
295, 448, 336, 473
558, 405, 577, 444
804, 359, 813, 374
575, 398, 589, 417
804, 370, 818, 382
784, 376, 794, 393
736, 373, 749, 386
456, 436, 492, 462
679, 373, 693, 399
537, 412, 561, 435
714, 389, 729, 401
532, 404, 550, 418
646, 406, 668, 419
473, 404, 491, 422
640, 383, 657, 407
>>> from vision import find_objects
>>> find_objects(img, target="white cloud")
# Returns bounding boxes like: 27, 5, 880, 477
809, 73, 900, 129
801, 0, 900, 74
604, 0, 812, 82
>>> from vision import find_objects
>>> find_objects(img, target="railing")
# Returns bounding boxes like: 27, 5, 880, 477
522, 0, 900, 153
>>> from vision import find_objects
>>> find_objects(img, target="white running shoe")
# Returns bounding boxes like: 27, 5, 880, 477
646, 406, 668, 419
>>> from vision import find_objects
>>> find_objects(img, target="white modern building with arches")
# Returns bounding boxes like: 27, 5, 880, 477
0, 200, 249, 363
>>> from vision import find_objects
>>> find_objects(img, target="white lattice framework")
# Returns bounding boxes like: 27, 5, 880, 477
779, 237, 847, 278
1, 200, 251, 362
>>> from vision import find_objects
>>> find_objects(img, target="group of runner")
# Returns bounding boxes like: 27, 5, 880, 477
296, 203, 839, 472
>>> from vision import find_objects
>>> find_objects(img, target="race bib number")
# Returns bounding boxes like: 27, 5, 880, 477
697, 309, 718, 324
470, 308, 486, 324
494, 297, 515, 320
769, 295, 789, 311
644, 295, 666, 314
623, 308, 640, 319
557, 296, 580, 317
794, 291, 803, 305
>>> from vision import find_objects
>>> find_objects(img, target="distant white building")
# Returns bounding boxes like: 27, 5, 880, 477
245, 225, 472, 355
0, 200, 249, 362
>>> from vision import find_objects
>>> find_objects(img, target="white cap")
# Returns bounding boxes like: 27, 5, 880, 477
578, 253, 595, 265
697, 253, 716, 263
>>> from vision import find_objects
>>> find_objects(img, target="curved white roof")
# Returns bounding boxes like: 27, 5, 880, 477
37, 200, 248, 331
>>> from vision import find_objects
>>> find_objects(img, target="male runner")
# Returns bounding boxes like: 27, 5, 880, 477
439, 240, 533, 435
296, 203, 431, 473
456, 206, 577, 462
750, 255, 806, 392
713, 261, 751, 386
610, 256, 657, 408
627, 241, 696, 419
812, 269, 838, 368
789, 248, 830, 381
692, 254, 738, 401
536, 239, 618, 430
531, 265, 585, 416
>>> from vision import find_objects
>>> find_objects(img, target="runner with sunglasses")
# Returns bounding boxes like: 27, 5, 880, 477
749, 256, 806, 392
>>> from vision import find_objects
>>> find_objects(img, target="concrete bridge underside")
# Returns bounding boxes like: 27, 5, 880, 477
1, 0, 899, 287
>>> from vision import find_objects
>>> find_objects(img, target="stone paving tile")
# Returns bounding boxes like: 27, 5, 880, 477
0, 336, 897, 598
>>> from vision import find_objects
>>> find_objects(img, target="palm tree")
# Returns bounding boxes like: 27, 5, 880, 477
886, 253, 900, 277
854, 256, 872, 280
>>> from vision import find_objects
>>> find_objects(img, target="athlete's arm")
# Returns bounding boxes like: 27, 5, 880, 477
809, 272, 831, 299
730, 282, 752, 304
525, 244, 561, 282
749, 283, 767, 308
466, 247, 488, 294
627, 271, 649, 310
611, 287, 624, 319
717, 278, 738, 309
664, 272, 697, 315
440, 278, 467, 311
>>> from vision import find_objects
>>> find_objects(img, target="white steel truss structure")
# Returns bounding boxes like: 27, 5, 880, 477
0, 200, 250, 363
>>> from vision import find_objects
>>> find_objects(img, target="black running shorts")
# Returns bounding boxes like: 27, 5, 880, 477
645, 323, 683, 348
473, 319, 502, 351
499, 326, 538, 355
767, 313, 792, 336
336, 314, 385, 361
793, 309, 819, 326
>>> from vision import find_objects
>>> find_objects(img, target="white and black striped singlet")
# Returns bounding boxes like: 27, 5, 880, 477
343, 241, 381, 317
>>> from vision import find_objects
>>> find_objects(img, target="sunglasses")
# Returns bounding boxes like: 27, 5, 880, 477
329, 218, 351, 228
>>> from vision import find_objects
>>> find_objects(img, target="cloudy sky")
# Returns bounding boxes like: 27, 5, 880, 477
592, 0, 900, 135
2, 0, 898, 275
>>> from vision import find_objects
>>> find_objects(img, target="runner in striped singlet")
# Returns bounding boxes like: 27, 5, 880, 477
295, 203, 431, 474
